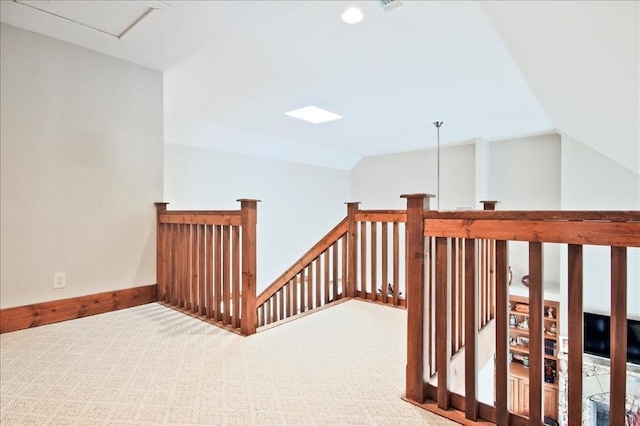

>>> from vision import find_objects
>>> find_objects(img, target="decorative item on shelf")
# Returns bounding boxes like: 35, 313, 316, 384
549, 322, 557, 335
547, 306, 554, 319
518, 317, 529, 330
510, 314, 518, 327
544, 359, 556, 383
508, 266, 513, 286
515, 303, 529, 314
523, 356, 530, 368
521, 274, 530, 287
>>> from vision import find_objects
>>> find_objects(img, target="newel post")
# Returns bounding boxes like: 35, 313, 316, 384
154, 202, 169, 302
345, 202, 360, 298
402, 193, 434, 403
238, 199, 260, 336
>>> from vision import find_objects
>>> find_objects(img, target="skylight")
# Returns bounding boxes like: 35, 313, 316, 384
284, 106, 343, 124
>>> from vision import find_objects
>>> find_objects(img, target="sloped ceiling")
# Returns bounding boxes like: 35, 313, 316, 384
1, 1, 637, 171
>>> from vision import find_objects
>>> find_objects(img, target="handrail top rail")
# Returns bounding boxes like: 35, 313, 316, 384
159, 210, 241, 216
256, 217, 349, 306
423, 210, 640, 222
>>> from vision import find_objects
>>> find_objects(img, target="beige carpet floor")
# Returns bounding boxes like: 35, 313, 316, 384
0, 299, 456, 425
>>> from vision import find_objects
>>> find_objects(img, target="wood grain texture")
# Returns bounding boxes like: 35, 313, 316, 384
464, 238, 478, 421
528, 242, 544, 425
239, 199, 258, 336
610, 246, 627, 426
403, 194, 429, 403
435, 236, 450, 410
494, 240, 509, 426
346, 203, 360, 298
158, 213, 241, 227
424, 210, 640, 222
354, 211, 407, 223
1, 285, 157, 333
425, 219, 640, 246
567, 244, 583, 426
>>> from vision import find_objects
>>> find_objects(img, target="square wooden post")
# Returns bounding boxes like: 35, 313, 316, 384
238, 199, 260, 336
154, 202, 169, 302
402, 193, 434, 403
345, 202, 360, 298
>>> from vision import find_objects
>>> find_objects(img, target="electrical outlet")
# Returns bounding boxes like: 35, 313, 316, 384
53, 272, 66, 289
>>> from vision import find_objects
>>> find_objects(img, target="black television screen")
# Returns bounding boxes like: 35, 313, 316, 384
584, 312, 640, 365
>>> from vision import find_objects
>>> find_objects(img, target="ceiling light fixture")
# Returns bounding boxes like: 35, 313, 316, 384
341, 7, 363, 24
284, 106, 343, 124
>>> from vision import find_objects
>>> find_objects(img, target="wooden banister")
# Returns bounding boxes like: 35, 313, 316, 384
406, 207, 640, 425
155, 199, 259, 336
239, 199, 259, 336
256, 217, 348, 306
402, 193, 434, 403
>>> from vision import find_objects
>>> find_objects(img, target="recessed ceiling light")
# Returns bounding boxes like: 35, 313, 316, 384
284, 106, 343, 124
341, 7, 363, 24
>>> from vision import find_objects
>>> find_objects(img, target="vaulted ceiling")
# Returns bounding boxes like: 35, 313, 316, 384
1, 0, 637, 172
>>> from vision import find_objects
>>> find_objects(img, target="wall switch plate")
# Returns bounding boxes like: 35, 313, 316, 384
53, 272, 66, 289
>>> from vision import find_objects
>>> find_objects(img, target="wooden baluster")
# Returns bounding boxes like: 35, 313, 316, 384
567, 244, 583, 425
222, 226, 231, 325
206, 225, 213, 318
481, 202, 498, 328
232, 226, 240, 328
292, 274, 298, 316
393, 222, 399, 306
285, 281, 292, 318
528, 242, 544, 425
341, 234, 347, 298
323, 250, 330, 304
381, 222, 389, 304
191, 224, 198, 313
199, 224, 206, 316
360, 221, 367, 298
239, 199, 258, 336
610, 246, 627, 426
495, 240, 509, 425
307, 259, 317, 309
306, 265, 313, 312
345, 202, 360, 298
451, 238, 457, 354
315, 257, 321, 308
332, 242, 339, 301
299, 267, 306, 313
214, 225, 222, 322
402, 193, 432, 403
464, 237, 478, 420
458, 238, 464, 348
179, 224, 186, 309
435, 236, 450, 410
278, 287, 284, 321
370, 222, 377, 301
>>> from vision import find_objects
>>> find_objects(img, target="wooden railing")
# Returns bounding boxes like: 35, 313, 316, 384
256, 201, 496, 337
256, 217, 349, 328
256, 202, 411, 329
155, 200, 258, 336
403, 193, 640, 425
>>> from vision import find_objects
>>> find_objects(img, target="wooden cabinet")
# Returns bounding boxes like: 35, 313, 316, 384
506, 294, 560, 421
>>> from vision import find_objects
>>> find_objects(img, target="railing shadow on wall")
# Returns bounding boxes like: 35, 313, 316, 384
401, 193, 640, 426
155, 200, 258, 336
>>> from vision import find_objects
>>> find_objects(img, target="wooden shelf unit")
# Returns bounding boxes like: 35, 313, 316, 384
507, 294, 560, 421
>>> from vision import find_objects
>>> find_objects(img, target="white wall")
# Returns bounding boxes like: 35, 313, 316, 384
0, 24, 163, 308
351, 143, 476, 210
490, 134, 562, 287
559, 133, 640, 333
164, 143, 350, 291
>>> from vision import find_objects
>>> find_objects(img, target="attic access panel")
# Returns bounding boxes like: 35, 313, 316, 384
15, 0, 169, 38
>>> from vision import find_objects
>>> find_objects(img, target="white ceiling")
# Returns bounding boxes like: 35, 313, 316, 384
1, 0, 637, 171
